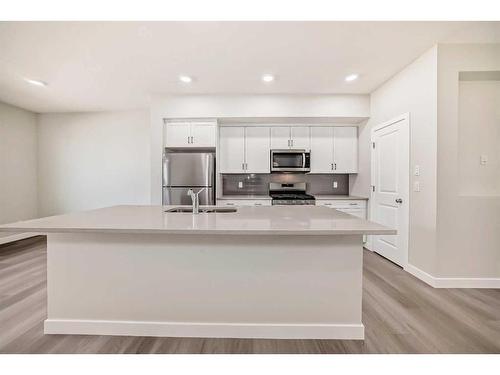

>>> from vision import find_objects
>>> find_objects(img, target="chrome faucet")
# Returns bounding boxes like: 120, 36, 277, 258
187, 188, 206, 214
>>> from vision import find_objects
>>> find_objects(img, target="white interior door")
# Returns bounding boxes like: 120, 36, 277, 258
333, 127, 358, 173
370, 114, 409, 267
245, 127, 270, 173
219, 127, 245, 173
270, 127, 291, 149
290, 127, 311, 149
310, 127, 334, 173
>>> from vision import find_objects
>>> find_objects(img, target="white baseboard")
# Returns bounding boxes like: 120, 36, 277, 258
405, 263, 500, 289
44, 319, 364, 340
0, 232, 38, 245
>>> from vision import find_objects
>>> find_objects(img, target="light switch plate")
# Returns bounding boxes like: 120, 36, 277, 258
333, 181, 338, 189
480, 155, 488, 165
238, 181, 243, 188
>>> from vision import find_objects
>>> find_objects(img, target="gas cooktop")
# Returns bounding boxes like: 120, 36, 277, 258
269, 182, 316, 206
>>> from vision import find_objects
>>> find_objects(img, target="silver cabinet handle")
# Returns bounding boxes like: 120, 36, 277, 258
334, 163, 337, 170
187, 136, 190, 144
226, 202, 235, 205
242, 163, 245, 170
324, 203, 332, 206
395, 198, 403, 204
349, 203, 357, 206
290, 139, 293, 147
190, 136, 194, 144
331, 163, 333, 170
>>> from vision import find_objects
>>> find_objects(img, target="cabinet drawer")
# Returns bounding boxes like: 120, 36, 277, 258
218, 199, 272, 207
316, 200, 367, 209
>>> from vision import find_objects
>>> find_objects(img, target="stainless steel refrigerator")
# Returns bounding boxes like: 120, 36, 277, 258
162, 150, 215, 205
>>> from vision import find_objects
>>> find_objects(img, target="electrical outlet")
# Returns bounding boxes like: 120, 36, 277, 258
414, 165, 420, 176
333, 181, 338, 189
238, 181, 243, 189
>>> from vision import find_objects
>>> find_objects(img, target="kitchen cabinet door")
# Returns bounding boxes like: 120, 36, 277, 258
290, 126, 310, 149
333, 127, 358, 173
245, 127, 270, 173
310, 127, 334, 173
191, 121, 216, 147
164, 121, 191, 147
218, 199, 272, 207
270, 127, 291, 149
219, 127, 245, 173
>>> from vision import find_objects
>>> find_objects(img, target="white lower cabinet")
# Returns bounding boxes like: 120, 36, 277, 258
218, 199, 272, 207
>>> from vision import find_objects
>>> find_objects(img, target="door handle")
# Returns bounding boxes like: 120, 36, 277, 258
395, 198, 403, 204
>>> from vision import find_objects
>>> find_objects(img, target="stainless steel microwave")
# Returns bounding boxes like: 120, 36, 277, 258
271, 149, 311, 173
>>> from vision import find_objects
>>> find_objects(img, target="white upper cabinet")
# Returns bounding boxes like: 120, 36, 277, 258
164, 120, 216, 148
164, 121, 191, 148
270, 126, 310, 150
310, 127, 334, 173
290, 127, 310, 149
219, 126, 271, 174
191, 121, 217, 147
219, 127, 246, 173
333, 127, 358, 173
245, 127, 271, 173
270, 127, 290, 149
310, 126, 358, 174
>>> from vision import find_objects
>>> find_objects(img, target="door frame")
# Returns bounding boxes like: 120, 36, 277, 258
368, 113, 410, 268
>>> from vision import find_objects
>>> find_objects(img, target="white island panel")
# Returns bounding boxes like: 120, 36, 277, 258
45, 232, 364, 339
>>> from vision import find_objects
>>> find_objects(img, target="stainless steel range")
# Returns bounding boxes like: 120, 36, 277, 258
269, 182, 316, 205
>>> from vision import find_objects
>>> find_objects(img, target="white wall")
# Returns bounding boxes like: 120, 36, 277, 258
0, 102, 38, 240
150, 94, 370, 204
353, 46, 439, 274
436, 44, 500, 278
458, 80, 500, 197
37, 111, 150, 216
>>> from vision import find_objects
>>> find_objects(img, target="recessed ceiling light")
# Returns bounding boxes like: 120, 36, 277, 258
345, 74, 359, 82
24, 78, 47, 87
179, 75, 193, 83
262, 74, 275, 83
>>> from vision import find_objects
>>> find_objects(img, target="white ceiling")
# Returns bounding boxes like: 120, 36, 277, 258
0, 21, 499, 113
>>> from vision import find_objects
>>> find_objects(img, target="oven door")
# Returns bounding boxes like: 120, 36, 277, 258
271, 150, 310, 172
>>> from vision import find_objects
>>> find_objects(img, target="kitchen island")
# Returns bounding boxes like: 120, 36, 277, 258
0, 205, 395, 340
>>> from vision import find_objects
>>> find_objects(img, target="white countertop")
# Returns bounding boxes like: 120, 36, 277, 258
314, 195, 368, 200
218, 195, 271, 200
0, 205, 394, 236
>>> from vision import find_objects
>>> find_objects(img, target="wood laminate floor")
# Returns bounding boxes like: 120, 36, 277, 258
0, 236, 499, 354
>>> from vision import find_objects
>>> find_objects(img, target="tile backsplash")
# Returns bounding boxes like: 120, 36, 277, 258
222, 173, 349, 196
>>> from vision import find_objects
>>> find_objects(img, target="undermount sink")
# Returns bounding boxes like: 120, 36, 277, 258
165, 207, 238, 213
